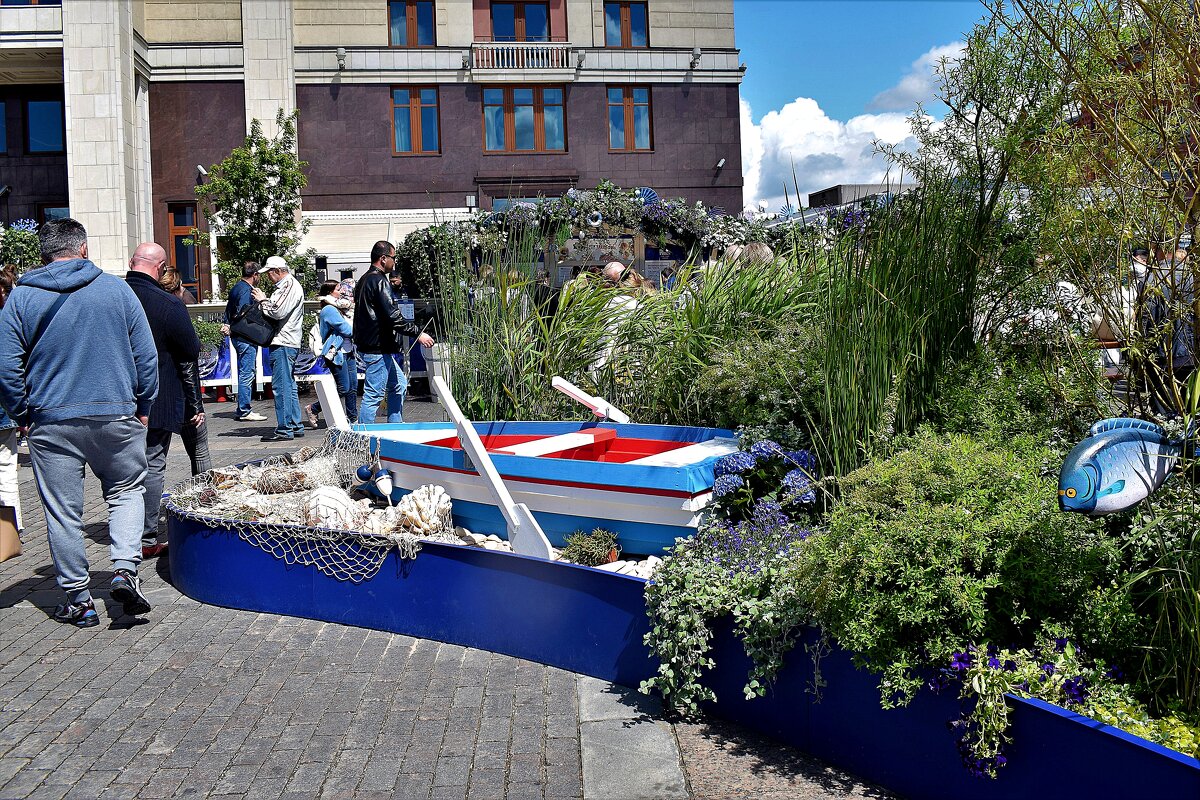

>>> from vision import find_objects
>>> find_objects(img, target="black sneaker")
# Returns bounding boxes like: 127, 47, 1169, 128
110, 569, 152, 616
53, 599, 99, 628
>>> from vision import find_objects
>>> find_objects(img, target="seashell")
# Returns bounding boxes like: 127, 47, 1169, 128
255, 467, 311, 495
288, 446, 318, 465
587, 211, 603, 228
300, 485, 360, 529
209, 467, 242, 490
393, 484, 453, 537
196, 487, 221, 507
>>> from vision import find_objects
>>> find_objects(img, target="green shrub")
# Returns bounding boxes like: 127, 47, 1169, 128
561, 528, 620, 567
929, 348, 1102, 450
796, 429, 1121, 706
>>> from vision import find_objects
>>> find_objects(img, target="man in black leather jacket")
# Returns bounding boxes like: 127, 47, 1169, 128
353, 241, 434, 423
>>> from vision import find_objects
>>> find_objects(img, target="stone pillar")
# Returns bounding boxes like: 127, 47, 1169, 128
61, 0, 150, 275
241, 0, 296, 139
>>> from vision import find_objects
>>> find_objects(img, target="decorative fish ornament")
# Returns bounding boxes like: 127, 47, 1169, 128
1058, 418, 1181, 515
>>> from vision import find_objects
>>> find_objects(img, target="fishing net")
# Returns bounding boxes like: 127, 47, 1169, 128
166, 430, 461, 583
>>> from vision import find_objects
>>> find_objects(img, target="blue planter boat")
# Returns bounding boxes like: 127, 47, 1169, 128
167, 509, 1200, 800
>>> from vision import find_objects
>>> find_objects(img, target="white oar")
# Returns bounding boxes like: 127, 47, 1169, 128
550, 376, 632, 424
431, 376, 554, 560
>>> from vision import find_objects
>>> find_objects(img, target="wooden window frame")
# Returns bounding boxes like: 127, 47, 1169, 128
391, 86, 441, 156
167, 202, 201, 300
489, 1, 552, 43
481, 85, 567, 154
604, 1, 649, 49
388, 0, 436, 48
607, 85, 653, 152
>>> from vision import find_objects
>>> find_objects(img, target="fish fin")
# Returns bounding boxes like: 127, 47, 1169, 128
1089, 417, 1165, 437
1096, 480, 1126, 499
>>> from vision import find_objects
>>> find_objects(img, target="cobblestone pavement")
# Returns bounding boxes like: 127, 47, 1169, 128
0, 390, 888, 799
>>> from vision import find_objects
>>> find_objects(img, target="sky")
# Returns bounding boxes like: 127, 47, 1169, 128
735, 0, 988, 210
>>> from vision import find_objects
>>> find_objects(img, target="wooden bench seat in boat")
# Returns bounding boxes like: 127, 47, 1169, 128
492, 428, 618, 457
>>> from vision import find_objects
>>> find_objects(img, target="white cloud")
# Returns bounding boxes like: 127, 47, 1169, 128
868, 42, 964, 112
741, 96, 920, 211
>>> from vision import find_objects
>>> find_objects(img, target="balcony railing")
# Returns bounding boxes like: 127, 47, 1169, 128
471, 41, 574, 71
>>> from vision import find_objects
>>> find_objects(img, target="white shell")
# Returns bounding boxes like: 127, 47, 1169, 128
300, 486, 360, 530
394, 484, 453, 536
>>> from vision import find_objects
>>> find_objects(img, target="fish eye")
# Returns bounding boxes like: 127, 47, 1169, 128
1066, 488, 1077, 498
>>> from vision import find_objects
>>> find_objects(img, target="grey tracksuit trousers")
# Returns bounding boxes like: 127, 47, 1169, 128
28, 417, 148, 604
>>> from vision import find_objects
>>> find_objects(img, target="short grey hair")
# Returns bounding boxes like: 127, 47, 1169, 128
39, 218, 88, 263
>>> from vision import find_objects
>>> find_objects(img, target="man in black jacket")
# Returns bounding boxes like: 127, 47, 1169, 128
353, 241, 433, 423
126, 242, 202, 559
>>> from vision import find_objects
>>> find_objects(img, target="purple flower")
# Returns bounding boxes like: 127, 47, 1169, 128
714, 451, 757, 477
713, 474, 744, 498
783, 450, 817, 471
987, 656, 1001, 670
1040, 663, 1056, 677
1016, 680, 1030, 693
1002, 660, 1017, 673
995, 755, 1007, 768
1054, 637, 1069, 653
950, 651, 972, 672
1105, 664, 1125, 681
1062, 676, 1089, 705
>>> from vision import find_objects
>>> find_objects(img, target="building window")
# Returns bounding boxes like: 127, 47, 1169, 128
607, 86, 652, 151
25, 100, 64, 154
483, 86, 565, 153
168, 203, 199, 296
37, 206, 70, 224
392, 87, 440, 155
389, 0, 435, 47
490, 1, 550, 42
604, 1, 648, 48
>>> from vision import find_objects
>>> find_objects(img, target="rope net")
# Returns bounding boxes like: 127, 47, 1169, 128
166, 430, 461, 583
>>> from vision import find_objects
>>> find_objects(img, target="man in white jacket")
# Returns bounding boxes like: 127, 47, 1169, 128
252, 256, 306, 441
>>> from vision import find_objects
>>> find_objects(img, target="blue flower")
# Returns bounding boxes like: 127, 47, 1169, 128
783, 450, 817, 471
950, 651, 972, 672
713, 474, 744, 498
1002, 660, 1017, 673
782, 469, 816, 505
987, 656, 1001, 670
11, 219, 38, 233
749, 440, 783, 459
1105, 664, 1125, 681
1054, 637, 1069, 653
1040, 663, 1056, 677
714, 451, 757, 476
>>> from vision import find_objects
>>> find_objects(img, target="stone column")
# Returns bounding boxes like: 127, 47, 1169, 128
241, 0, 296, 139
61, 0, 149, 275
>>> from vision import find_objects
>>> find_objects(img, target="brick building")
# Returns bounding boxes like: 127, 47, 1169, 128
0, 0, 743, 295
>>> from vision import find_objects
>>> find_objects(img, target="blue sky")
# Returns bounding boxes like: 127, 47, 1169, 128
735, 0, 988, 208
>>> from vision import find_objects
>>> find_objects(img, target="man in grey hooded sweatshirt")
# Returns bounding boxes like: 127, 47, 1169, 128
0, 218, 159, 627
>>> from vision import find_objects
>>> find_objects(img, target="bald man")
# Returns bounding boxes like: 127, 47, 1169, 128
126, 242, 201, 564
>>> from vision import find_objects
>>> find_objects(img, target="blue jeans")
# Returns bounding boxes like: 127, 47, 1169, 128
270, 346, 302, 437
334, 355, 359, 421
233, 339, 257, 416
358, 352, 406, 424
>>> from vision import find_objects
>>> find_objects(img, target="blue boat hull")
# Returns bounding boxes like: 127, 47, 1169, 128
168, 512, 1200, 800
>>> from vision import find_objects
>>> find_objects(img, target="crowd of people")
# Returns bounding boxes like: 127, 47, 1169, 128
0, 223, 437, 628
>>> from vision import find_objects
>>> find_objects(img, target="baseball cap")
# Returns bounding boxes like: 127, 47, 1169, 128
259, 255, 288, 273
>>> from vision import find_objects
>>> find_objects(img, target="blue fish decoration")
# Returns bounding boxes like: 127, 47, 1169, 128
1059, 418, 1181, 515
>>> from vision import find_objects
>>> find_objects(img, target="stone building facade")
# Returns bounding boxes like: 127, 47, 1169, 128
0, 0, 743, 295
